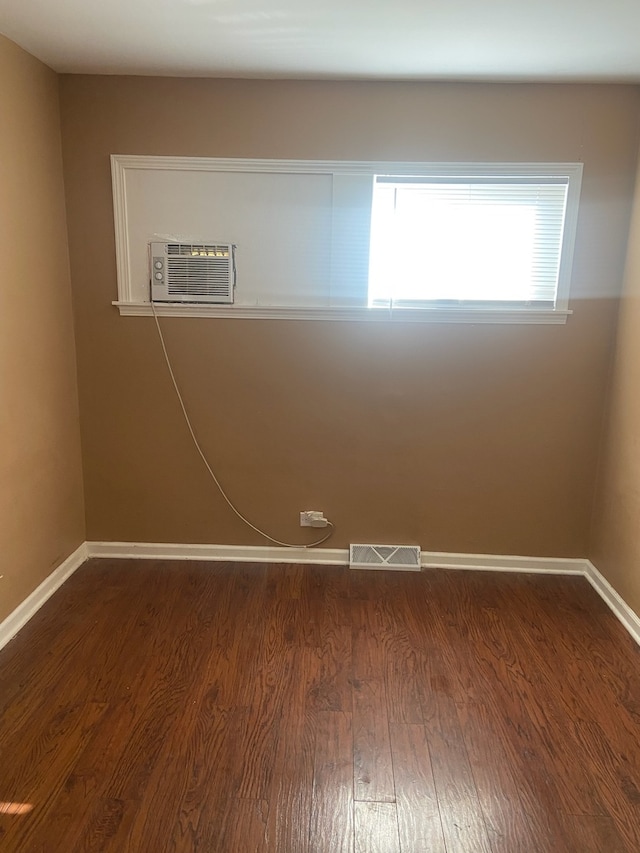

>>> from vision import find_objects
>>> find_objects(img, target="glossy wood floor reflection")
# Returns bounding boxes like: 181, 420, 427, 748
1, 561, 640, 851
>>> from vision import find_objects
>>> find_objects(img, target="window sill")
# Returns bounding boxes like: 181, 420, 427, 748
113, 301, 572, 325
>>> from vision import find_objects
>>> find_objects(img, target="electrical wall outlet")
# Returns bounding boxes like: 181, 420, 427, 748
300, 510, 328, 528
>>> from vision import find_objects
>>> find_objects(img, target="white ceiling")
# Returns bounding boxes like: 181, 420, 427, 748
1, 0, 640, 81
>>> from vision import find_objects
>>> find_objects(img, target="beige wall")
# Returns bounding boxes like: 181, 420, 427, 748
59, 76, 640, 556
590, 153, 640, 613
0, 37, 85, 621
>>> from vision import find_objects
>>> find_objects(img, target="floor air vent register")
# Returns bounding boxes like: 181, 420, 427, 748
349, 544, 422, 572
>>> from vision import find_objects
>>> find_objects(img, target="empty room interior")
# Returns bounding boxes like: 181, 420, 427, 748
3, 1, 640, 849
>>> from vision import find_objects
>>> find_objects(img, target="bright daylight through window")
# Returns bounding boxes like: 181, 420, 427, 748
368, 171, 580, 313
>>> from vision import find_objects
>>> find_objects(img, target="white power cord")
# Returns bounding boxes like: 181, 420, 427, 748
150, 302, 334, 548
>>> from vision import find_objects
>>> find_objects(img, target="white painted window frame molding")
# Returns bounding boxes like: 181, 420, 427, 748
111, 155, 582, 325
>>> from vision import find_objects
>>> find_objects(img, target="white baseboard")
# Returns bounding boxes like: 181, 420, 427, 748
85, 542, 590, 576
584, 560, 640, 647
421, 551, 588, 574
3, 541, 640, 653
86, 540, 350, 565
0, 543, 88, 653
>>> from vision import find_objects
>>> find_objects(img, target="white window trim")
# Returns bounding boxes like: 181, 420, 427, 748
112, 301, 571, 324
111, 155, 582, 324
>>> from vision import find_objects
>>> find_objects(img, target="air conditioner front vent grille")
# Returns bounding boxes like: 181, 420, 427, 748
349, 544, 422, 572
167, 259, 232, 296
166, 243, 231, 257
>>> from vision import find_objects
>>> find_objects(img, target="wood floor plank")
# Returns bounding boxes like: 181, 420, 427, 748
306, 629, 352, 713
352, 596, 396, 681
0, 701, 109, 851
389, 723, 446, 853
506, 668, 607, 817
385, 644, 426, 725
306, 591, 352, 713
354, 801, 400, 853
558, 813, 628, 853
233, 581, 295, 800
218, 798, 269, 853
567, 718, 640, 851
352, 677, 395, 802
26, 698, 141, 852
457, 700, 549, 852
267, 647, 317, 853
79, 797, 140, 853
310, 711, 354, 853
482, 692, 581, 852
111, 697, 221, 849
170, 704, 240, 851
420, 651, 493, 853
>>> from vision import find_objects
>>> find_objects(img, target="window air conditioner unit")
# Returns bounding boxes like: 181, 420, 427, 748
150, 241, 236, 304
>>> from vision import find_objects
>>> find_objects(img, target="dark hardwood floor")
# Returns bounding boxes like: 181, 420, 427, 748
1, 559, 640, 851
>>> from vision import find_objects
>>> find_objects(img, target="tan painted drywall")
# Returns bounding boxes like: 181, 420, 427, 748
590, 152, 640, 614
0, 36, 85, 622
59, 76, 640, 556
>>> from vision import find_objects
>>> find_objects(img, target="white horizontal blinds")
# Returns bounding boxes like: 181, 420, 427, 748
329, 174, 373, 307
368, 175, 569, 309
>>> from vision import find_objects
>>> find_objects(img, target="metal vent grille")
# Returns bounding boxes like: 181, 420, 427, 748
167, 257, 231, 298
151, 241, 235, 304
349, 544, 422, 572
166, 243, 230, 257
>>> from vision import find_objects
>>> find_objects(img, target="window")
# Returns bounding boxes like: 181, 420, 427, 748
111, 157, 582, 323
368, 169, 581, 313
